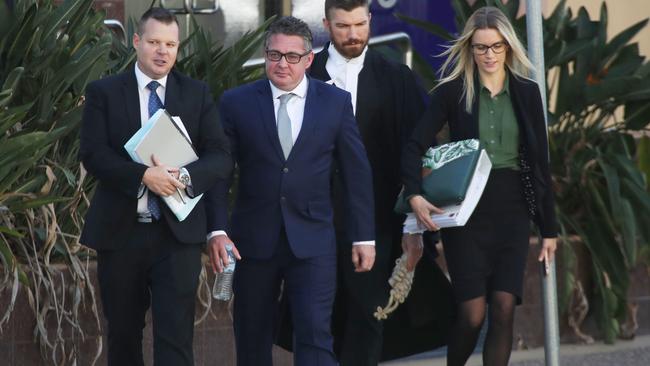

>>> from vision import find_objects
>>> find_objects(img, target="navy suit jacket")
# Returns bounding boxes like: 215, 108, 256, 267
79, 67, 233, 250
206, 77, 375, 259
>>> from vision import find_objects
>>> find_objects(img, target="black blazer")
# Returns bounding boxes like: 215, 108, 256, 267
79, 67, 233, 250
310, 45, 425, 241
402, 72, 558, 238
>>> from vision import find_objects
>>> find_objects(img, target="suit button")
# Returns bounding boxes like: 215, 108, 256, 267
281, 196, 286, 201
283, 167, 289, 173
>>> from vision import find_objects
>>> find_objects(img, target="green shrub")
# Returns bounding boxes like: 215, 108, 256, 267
0, 0, 268, 362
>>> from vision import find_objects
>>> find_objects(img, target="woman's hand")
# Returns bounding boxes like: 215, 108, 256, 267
401, 233, 424, 272
538, 237, 557, 275
408, 195, 444, 231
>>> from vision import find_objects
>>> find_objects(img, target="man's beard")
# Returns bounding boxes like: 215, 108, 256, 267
333, 37, 368, 59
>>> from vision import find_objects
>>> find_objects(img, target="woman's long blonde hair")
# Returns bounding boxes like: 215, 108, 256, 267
436, 6, 535, 112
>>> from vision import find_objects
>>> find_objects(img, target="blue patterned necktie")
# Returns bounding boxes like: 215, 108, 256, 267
146, 81, 164, 219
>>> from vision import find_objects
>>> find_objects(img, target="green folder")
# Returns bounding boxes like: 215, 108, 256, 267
395, 139, 482, 214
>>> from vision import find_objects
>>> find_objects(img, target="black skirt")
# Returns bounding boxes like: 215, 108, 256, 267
441, 168, 530, 304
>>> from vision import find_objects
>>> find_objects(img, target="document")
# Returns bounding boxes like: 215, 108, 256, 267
124, 109, 202, 221
402, 149, 492, 232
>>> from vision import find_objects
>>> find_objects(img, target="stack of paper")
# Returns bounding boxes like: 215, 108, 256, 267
403, 149, 492, 233
124, 109, 202, 221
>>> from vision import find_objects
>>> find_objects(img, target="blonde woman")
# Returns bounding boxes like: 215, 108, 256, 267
401, 6, 558, 366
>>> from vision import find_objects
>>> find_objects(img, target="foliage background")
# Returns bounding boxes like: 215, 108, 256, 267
2, 0, 650, 363
0, 0, 267, 363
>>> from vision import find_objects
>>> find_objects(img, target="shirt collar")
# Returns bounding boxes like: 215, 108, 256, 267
134, 62, 168, 91
327, 42, 368, 66
269, 75, 309, 100
502, 73, 510, 95
479, 72, 510, 96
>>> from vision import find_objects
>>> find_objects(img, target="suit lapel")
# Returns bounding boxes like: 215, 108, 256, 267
163, 70, 182, 118
355, 50, 376, 121
122, 68, 142, 137
290, 78, 318, 160
309, 46, 332, 81
468, 74, 481, 138
256, 80, 285, 161
508, 73, 536, 149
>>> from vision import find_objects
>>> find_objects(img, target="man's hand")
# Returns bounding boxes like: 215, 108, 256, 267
401, 233, 424, 272
408, 195, 443, 231
352, 245, 375, 272
207, 234, 242, 273
142, 155, 184, 196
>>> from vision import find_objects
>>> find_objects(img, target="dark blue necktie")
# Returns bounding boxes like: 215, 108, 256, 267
146, 81, 164, 219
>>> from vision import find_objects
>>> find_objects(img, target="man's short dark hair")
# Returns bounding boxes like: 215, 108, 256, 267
324, 0, 369, 19
136, 7, 179, 35
264, 16, 313, 52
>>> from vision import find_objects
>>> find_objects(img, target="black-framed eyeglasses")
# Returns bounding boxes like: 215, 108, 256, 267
471, 41, 508, 55
265, 50, 311, 64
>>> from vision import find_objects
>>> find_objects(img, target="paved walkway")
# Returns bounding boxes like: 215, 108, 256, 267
381, 334, 650, 366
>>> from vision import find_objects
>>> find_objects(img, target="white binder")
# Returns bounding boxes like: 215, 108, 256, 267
124, 109, 202, 221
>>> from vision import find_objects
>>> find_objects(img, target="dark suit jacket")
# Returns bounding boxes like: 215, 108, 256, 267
79, 67, 232, 250
205, 77, 374, 259
402, 72, 558, 237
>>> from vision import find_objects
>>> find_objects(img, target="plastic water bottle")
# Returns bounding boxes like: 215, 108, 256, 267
212, 244, 236, 301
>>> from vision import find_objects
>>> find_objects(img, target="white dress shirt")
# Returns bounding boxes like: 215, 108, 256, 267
134, 63, 167, 215
269, 75, 309, 143
325, 43, 368, 115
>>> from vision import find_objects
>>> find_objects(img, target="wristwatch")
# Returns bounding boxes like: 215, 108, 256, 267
178, 167, 190, 186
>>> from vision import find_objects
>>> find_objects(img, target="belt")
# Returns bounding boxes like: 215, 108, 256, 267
136, 214, 157, 223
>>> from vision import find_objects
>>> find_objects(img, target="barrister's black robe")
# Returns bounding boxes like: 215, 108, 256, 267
275, 45, 454, 361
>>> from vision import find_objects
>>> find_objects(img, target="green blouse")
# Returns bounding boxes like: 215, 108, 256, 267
478, 75, 520, 169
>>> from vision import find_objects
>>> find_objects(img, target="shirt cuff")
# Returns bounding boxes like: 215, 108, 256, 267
352, 240, 375, 246
207, 230, 227, 241
137, 183, 146, 199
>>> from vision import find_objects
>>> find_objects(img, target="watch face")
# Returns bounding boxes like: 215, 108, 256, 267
179, 173, 190, 185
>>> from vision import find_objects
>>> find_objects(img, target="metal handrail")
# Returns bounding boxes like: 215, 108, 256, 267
242, 31, 413, 70
161, 0, 220, 14
104, 19, 126, 43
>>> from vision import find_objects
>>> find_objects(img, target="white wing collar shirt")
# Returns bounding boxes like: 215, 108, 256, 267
323, 55, 376, 247
325, 42, 368, 116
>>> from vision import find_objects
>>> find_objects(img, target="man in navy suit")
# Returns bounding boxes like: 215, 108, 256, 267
79, 8, 231, 366
205, 16, 375, 366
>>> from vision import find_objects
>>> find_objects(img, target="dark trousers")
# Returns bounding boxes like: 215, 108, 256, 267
233, 230, 337, 366
97, 221, 202, 366
333, 234, 392, 366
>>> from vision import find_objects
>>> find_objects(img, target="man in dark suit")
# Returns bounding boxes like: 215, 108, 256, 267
79, 8, 232, 366
302, 1, 453, 364
205, 16, 375, 366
